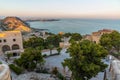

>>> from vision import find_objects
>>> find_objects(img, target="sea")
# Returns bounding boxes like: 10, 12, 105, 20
28, 19, 120, 35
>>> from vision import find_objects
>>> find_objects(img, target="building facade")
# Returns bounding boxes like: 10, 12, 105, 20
0, 31, 24, 56
83, 29, 114, 44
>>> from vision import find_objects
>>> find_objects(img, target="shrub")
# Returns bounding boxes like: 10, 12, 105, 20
35, 68, 49, 73
51, 67, 66, 80
52, 67, 58, 75
112, 53, 120, 59
42, 54, 47, 57
57, 73, 66, 80
9, 64, 23, 75
57, 47, 62, 55
6, 53, 12, 59
0, 62, 2, 64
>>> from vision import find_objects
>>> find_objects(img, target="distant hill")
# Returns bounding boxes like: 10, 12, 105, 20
0, 17, 31, 32
25, 19, 60, 22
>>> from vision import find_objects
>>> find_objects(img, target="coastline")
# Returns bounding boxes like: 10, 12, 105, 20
25, 19, 60, 22
28, 19, 120, 35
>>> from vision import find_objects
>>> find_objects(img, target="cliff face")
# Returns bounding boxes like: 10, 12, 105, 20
0, 17, 31, 32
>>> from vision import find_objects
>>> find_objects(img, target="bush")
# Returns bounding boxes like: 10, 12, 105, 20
52, 67, 58, 75
112, 53, 120, 59
9, 64, 23, 75
57, 73, 66, 80
6, 53, 12, 59
35, 68, 49, 73
0, 62, 2, 64
51, 67, 66, 80
42, 54, 47, 57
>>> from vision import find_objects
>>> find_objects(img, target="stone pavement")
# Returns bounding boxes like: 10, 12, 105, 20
12, 72, 55, 80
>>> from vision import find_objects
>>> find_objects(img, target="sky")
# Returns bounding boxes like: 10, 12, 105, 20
0, 0, 120, 19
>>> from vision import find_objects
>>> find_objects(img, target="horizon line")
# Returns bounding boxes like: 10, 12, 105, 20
0, 16, 120, 20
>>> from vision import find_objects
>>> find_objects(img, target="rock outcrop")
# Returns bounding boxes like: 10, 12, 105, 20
0, 17, 31, 32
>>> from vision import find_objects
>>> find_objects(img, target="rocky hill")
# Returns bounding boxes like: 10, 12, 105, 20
0, 17, 31, 32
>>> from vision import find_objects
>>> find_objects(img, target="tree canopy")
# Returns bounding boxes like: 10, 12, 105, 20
15, 47, 44, 71
23, 34, 62, 50
45, 35, 61, 47
57, 47, 62, 55
63, 32, 72, 38
23, 37, 44, 49
69, 33, 82, 42
47, 44, 54, 55
100, 31, 120, 53
63, 40, 108, 80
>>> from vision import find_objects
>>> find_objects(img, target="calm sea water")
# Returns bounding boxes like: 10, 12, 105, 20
28, 19, 120, 35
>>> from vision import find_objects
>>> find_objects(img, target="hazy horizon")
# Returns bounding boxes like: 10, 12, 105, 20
1, 16, 120, 20
0, 0, 120, 19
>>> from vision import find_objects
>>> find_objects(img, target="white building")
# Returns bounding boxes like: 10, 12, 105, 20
0, 64, 11, 80
0, 31, 24, 56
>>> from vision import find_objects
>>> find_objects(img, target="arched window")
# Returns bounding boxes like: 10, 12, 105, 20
12, 44, 20, 50
2, 45, 10, 52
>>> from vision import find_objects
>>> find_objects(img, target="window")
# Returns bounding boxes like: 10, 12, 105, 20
12, 44, 20, 50
13, 39, 16, 42
4, 39, 6, 42
2, 45, 10, 52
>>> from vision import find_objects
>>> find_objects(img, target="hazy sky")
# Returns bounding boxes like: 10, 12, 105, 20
0, 0, 120, 19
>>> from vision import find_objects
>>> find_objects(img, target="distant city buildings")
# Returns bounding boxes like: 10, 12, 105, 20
0, 64, 11, 80
83, 29, 114, 43
0, 31, 24, 56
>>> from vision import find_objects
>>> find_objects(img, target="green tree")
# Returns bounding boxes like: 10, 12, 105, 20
69, 33, 82, 42
63, 32, 72, 38
63, 40, 108, 80
6, 53, 12, 59
48, 45, 54, 55
57, 47, 62, 55
100, 33, 112, 52
45, 35, 61, 47
100, 31, 120, 53
15, 47, 44, 71
45, 32, 55, 35
57, 33, 64, 38
9, 64, 23, 75
23, 37, 44, 49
